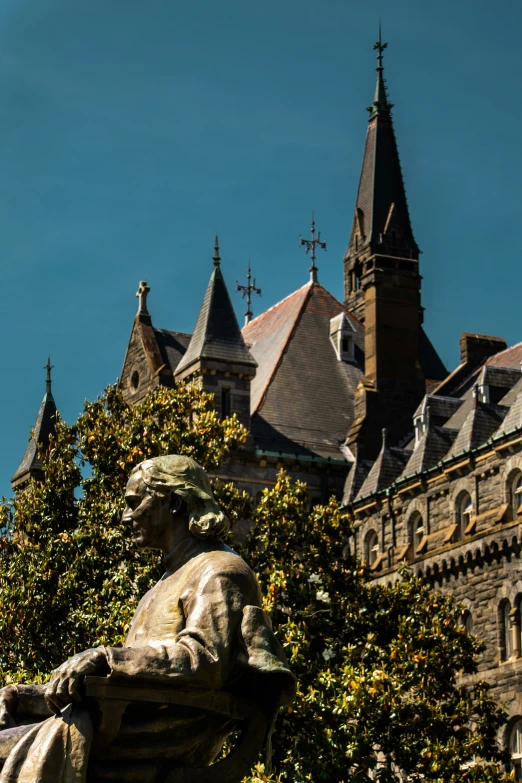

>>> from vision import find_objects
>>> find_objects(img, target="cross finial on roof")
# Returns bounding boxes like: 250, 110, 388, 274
44, 357, 54, 395
136, 280, 150, 315
299, 211, 327, 283
213, 234, 221, 267
236, 260, 262, 325
367, 22, 393, 117
374, 19, 387, 70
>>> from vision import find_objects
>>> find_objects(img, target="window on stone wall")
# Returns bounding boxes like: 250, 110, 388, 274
365, 530, 379, 567
409, 512, 425, 554
512, 473, 522, 514
461, 610, 474, 635
456, 492, 473, 537
499, 599, 513, 662
511, 719, 522, 780
221, 388, 231, 420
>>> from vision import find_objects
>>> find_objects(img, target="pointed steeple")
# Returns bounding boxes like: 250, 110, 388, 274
12, 361, 58, 490
344, 30, 419, 319
175, 237, 257, 380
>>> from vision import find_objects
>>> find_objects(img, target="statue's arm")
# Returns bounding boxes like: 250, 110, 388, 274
0, 684, 53, 728
105, 566, 256, 690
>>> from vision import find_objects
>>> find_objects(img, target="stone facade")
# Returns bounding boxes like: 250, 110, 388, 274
345, 341, 522, 769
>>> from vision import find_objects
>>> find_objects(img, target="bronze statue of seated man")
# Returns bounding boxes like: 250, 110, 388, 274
0, 455, 295, 783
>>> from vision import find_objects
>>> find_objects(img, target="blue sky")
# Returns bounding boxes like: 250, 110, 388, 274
0, 0, 521, 497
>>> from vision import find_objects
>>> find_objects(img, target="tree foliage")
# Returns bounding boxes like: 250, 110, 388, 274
0, 384, 510, 782
0, 384, 247, 680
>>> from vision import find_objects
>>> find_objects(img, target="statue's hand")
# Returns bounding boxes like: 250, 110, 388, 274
0, 685, 18, 729
45, 648, 108, 715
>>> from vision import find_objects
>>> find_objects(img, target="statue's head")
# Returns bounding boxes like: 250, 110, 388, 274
123, 455, 229, 550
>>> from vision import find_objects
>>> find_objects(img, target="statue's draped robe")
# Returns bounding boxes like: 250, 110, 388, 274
0, 539, 295, 783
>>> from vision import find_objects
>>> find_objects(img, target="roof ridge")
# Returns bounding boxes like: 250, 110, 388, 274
254, 284, 315, 414
244, 282, 312, 330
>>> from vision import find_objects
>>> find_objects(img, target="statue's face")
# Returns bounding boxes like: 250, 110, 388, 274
122, 471, 173, 550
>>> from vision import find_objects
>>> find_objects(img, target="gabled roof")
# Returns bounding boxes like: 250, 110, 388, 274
445, 401, 508, 459
355, 431, 409, 500
243, 281, 365, 459
401, 425, 457, 478
176, 252, 256, 376
12, 373, 57, 489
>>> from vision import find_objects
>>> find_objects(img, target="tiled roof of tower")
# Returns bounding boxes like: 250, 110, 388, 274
346, 36, 418, 258
243, 281, 365, 459
176, 260, 256, 374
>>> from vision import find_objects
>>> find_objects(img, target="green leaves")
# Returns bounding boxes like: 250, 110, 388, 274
0, 385, 510, 783
239, 475, 509, 783
0, 382, 247, 680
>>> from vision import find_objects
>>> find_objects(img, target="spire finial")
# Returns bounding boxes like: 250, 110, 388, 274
213, 234, 221, 267
367, 23, 393, 118
136, 280, 150, 315
44, 357, 54, 395
381, 427, 387, 449
236, 260, 262, 325
299, 211, 327, 283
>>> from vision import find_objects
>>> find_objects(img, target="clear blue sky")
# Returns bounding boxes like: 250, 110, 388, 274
0, 0, 521, 498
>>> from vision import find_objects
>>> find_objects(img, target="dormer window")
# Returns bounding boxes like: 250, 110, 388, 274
330, 313, 356, 362
413, 413, 427, 444
477, 383, 490, 403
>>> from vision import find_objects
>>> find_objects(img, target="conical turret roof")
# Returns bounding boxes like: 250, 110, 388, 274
175, 237, 256, 377
12, 360, 58, 490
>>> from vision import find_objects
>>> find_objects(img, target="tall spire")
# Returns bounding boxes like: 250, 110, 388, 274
343, 31, 419, 318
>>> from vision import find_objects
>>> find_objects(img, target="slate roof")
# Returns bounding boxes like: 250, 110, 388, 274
344, 334, 522, 506
154, 329, 191, 374
355, 433, 409, 500
401, 425, 458, 478
176, 262, 256, 375
243, 281, 365, 459
342, 455, 374, 505
12, 387, 57, 487
445, 401, 508, 458
347, 42, 418, 258
413, 394, 463, 426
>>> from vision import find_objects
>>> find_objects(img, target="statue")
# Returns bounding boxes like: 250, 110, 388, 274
0, 456, 295, 783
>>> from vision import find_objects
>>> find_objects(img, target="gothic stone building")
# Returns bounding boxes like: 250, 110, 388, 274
12, 35, 522, 771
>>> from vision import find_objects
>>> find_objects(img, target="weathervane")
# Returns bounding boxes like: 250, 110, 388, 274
299, 211, 326, 283
236, 261, 261, 325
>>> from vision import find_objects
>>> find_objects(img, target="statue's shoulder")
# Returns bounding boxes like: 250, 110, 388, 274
194, 542, 254, 576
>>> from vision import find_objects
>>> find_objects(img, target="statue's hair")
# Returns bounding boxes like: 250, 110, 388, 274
130, 455, 229, 541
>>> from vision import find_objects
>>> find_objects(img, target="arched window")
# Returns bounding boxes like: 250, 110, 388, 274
511, 719, 522, 780
511, 473, 522, 514
456, 492, 473, 537
365, 530, 379, 567
409, 512, 425, 554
